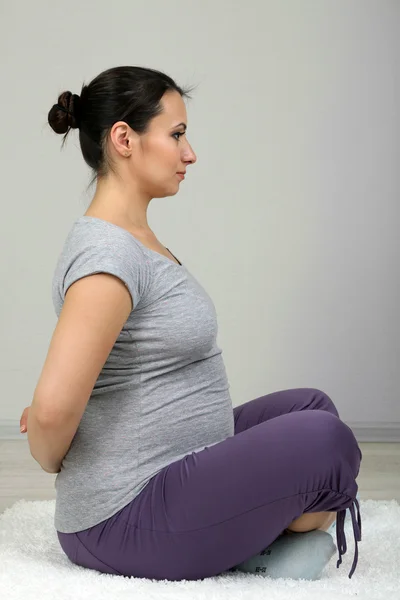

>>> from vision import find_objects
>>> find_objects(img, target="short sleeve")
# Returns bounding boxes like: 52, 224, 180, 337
61, 221, 151, 310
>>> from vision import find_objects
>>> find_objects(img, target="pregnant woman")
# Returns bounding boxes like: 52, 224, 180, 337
20, 65, 362, 582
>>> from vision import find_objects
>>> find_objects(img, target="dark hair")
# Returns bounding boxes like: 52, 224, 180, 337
48, 66, 195, 182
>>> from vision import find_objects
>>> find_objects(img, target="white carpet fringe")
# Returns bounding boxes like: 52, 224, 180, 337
0, 499, 399, 600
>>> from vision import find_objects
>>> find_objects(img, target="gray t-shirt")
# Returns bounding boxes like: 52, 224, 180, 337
51, 216, 234, 533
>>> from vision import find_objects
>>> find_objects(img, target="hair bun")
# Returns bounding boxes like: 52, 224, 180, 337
48, 91, 81, 134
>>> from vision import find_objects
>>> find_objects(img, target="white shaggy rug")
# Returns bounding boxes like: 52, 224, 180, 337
0, 499, 399, 600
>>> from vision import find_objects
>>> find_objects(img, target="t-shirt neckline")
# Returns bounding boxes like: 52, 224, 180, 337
77, 216, 185, 268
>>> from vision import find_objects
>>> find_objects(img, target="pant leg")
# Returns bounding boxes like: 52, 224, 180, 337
59, 391, 362, 581
233, 387, 344, 528
231, 387, 362, 577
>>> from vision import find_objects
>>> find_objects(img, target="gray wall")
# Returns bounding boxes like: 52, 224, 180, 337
1, 0, 399, 440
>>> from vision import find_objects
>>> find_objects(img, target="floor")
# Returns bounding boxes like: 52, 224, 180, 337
0, 440, 399, 515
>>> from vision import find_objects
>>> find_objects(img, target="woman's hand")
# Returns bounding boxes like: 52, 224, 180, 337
20, 406, 30, 434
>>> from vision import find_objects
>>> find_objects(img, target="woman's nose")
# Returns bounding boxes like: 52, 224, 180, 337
188, 153, 197, 165
184, 143, 197, 165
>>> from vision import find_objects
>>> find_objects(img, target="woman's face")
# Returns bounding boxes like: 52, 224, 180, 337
121, 90, 197, 198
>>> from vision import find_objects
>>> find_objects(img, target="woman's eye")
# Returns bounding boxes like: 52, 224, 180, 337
173, 132, 184, 140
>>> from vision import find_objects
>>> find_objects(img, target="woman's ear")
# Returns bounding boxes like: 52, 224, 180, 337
109, 121, 134, 158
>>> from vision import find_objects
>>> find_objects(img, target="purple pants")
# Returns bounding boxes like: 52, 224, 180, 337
57, 388, 362, 581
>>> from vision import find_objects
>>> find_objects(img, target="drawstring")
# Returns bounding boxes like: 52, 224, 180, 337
335, 497, 362, 578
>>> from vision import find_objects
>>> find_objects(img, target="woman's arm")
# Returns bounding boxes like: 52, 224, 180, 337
27, 405, 77, 473
27, 271, 133, 474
